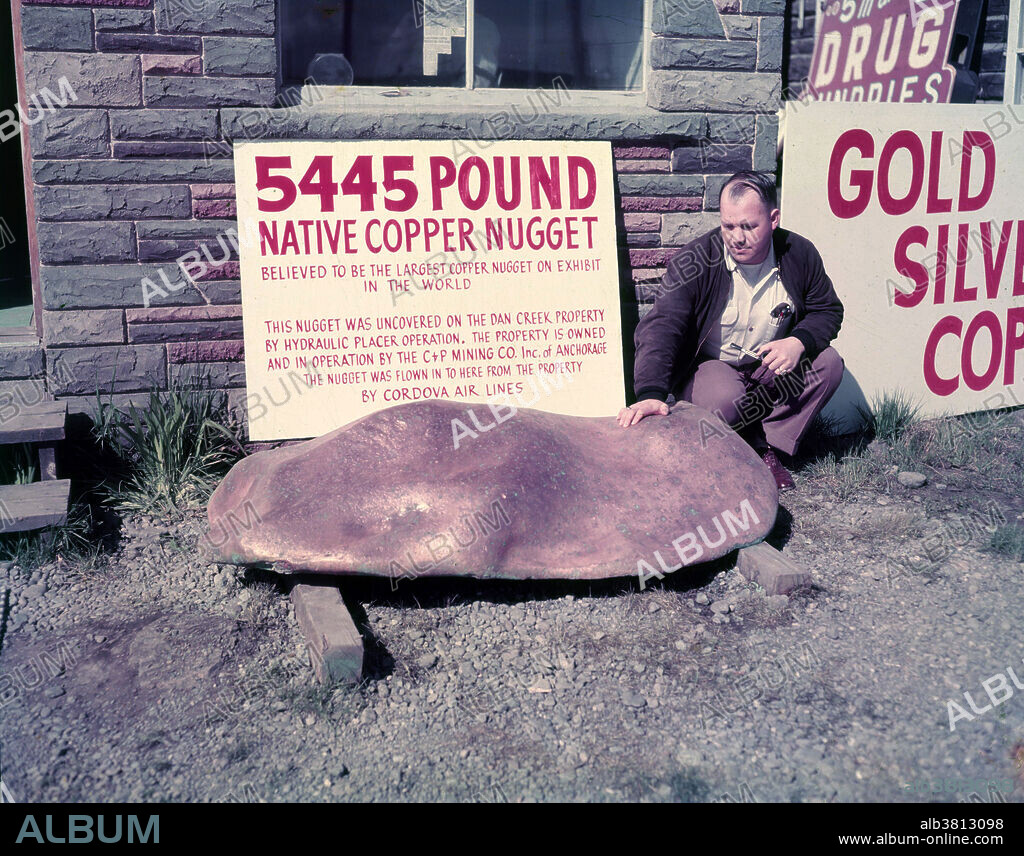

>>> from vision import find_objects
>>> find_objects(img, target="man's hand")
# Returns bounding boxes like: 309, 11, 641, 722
756, 336, 805, 375
617, 399, 669, 428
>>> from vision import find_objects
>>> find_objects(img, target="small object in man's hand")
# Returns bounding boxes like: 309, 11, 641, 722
728, 342, 762, 361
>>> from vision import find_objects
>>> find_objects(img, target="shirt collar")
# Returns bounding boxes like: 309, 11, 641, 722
725, 245, 776, 274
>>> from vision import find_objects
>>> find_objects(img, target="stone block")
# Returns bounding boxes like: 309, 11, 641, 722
651, 36, 756, 70
170, 359, 244, 387
672, 143, 751, 172
652, 0, 726, 37
754, 113, 780, 171
0, 344, 45, 379
110, 108, 218, 140
723, 14, 758, 39
43, 309, 125, 346
34, 184, 190, 221
126, 305, 241, 323
203, 37, 275, 76
94, 9, 154, 32
625, 232, 661, 248
22, 7, 94, 51
704, 174, 732, 211
221, 106, 709, 143
130, 318, 242, 345
629, 249, 673, 267
194, 198, 236, 217
191, 182, 234, 199
97, 32, 200, 52
621, 196, 702, 213
60, 391, 154, 420
623, 213, 661, 231
48, 345, 166, 395
757, 15, 785, 72
615, 159, 670, 174
135, 220, 235, 240
34, 158, 234, 184
143, 75, 276, 107
28, 109, 109, 158
613, 145, 671, 159
195, 279, 241, 304
617, 173, 704, 197
40, 263, 204, 309
167, 339, 244, 363
136, 226, 239, 266
708, 112, 755, 142
662, 212, 721, 246
743, 0, 785, 13
37, 221, 136, 264
153, 0, 274, 36
648, 70, 780, 112
141, 54, 202, 75
24, 51, 141, 107
113, 141, 213, 157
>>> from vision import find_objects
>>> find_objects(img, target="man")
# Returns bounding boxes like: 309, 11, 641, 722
617, 170, 844, 491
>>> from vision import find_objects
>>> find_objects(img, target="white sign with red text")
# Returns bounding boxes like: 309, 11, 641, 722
783, 103, 1024, 421
234, 140, 624, 441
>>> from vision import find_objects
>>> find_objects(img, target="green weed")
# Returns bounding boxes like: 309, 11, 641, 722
857, 389, 920, 445
106, 384, 243, 516
985, 525, 1024, 562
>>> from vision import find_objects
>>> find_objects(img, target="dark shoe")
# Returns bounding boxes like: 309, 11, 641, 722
761, 448, 795, 492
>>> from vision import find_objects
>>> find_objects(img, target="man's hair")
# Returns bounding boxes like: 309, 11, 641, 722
719, 170, 778, 211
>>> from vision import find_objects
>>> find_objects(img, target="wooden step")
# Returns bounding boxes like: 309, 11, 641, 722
0, 400, 66, 445
0, 479, 71, 533
736, 540, 812, 595
291, 583, 364, 685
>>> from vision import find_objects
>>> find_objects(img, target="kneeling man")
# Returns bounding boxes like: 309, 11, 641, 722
618, 170, 845, 491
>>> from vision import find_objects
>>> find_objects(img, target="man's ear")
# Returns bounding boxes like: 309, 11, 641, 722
769, 207, 781, 230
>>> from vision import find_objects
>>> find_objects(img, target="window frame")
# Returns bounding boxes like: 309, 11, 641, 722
280, 0, 652, 99
1006, 0, 1023, 103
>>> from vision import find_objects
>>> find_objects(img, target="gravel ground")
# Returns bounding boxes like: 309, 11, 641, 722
1, 441, 1023, 803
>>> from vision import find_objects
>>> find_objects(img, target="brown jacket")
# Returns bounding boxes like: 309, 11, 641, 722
633, 226, 844, 402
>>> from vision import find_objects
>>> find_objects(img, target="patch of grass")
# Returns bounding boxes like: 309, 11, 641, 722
0, 443, 37, 485
801, 451, 890, 501
0, 500, 101, 568
856, 389, 920, 445
889, 408, 1024, 491
236, 581, 281, 627
106, 383, 243, 516
985, 524, 1024, 562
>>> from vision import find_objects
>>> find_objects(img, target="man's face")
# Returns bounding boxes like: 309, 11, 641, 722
719, 188, 780, 265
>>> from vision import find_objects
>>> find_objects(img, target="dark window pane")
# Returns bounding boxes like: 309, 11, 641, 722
279, 0, 643, 90
474, 0, 644, 90
280, 0, 467, 87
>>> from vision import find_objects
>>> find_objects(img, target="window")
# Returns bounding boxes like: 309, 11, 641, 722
280, 0, 646, 91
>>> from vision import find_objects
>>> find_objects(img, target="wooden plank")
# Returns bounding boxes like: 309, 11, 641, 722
736, 541, 812, 596
0, 479, 70, 533
290, 583, 363, 685
0, 401, 66, 444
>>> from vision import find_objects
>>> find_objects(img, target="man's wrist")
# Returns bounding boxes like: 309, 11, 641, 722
789, 330, 813, 356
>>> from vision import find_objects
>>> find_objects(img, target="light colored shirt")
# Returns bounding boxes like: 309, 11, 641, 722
701, 245, 795, 366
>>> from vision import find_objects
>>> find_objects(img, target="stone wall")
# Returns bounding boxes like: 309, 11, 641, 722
18, 0, 784, 433
783, 0, 1009, 101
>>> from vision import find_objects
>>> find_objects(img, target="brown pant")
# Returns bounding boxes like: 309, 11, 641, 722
679, 346, 845, 456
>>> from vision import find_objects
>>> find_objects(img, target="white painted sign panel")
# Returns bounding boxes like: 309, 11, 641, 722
234, 140, 625, 441
782, 102, 1024, 423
